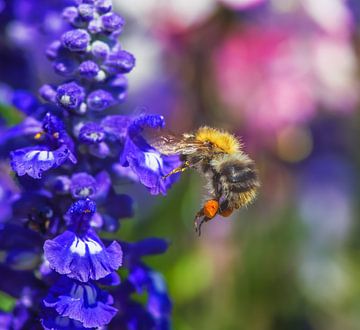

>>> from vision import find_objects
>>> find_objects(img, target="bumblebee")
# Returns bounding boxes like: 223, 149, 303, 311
152, 127, 260, 235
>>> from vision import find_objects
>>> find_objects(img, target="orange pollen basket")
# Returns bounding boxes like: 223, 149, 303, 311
203, 200, 219, 219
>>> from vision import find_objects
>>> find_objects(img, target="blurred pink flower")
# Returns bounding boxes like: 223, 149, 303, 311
221, 0, 265, 10
116, 0, 266, 32
212, 6, 358, 133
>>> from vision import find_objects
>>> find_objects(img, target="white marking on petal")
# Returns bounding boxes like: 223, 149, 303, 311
84, 284, 98, 304
144, 152, 163, 172
60, 95, 71, 106
24, 150, 54, 162
70, 236, 103, 256
70, 237, 87, 256
24, 150, 40, 160
85, 237, 103, 254
37, 151, 54, 161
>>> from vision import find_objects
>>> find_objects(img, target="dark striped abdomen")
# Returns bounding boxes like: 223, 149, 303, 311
216, 161, 259, 209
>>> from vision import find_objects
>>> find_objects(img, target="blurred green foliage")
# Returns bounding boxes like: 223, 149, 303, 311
0, 103, 23, 126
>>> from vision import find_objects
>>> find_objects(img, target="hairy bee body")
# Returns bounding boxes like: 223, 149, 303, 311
152, 126, 260, 234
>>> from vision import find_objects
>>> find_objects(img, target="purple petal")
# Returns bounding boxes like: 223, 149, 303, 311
44, 229, 122, 282
98, 272, 121, 286
125, 148, 179, 195
101, 115, 131, 140
44, 277, 117, 328
10, 145, 76, 179
41, 307, 91, 330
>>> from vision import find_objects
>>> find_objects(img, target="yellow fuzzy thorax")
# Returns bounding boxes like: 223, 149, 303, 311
238, 188, 257, 208
195, 127, 241, 154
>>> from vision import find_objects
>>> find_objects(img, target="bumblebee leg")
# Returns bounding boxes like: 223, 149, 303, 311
194, 217, 208, 237
194, 199, 219, 236
162, 161, 190, 179
194, 211, 210, 237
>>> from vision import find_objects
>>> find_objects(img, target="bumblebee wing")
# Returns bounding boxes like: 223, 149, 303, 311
143, 129, 180, 155
147, 130, 209, 156
150, 134, 186, 155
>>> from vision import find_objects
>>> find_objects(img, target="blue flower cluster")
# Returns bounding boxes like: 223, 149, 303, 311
0, 0, 178, 329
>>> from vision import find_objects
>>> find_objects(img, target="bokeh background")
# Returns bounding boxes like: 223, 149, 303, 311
1, 0, 360, 329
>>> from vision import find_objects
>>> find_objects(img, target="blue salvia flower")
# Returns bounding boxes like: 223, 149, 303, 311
109, 238, 172, 329
0, 0, 178, 329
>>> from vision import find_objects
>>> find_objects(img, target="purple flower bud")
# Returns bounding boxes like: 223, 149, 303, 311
70, 172, 97, 198
78, 60, 100, 79
104, 50, 135, 74
109, 74, 128, 93
79, 122, 105, 144
46, 40, 62, 60
42, 113, 62, 136
61, 29, 90, 52
78, 4, 95, 21
89, 142, 110, 158
56, 82, 85, 110
91, 40, 110, 59
53, 58, 77, 77
101, 13, 125, 33
96, 0, 113, 14
39, 85, 57, 103
50, 175, 71, 195
62, 6, 79, 24
88, 18, 103, 34
67, 198, 97, 227
87, 90, 114, 111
